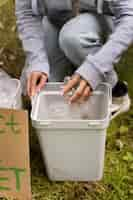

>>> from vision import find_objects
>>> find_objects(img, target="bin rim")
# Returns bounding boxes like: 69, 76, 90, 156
31, 116, 110, 130
31, 113, 111, 125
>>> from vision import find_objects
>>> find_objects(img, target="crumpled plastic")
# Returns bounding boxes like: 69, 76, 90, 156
0, 69, 21, 108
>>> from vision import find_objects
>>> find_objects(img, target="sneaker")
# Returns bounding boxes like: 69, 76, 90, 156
111, 81, 131, 119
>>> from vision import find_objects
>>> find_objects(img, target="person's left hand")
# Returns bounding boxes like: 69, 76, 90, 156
62, 74, 92, 103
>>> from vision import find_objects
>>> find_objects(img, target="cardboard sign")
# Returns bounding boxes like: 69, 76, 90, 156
0, 109, 31, 200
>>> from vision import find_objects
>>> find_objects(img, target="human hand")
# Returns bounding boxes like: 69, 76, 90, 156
27, 71, 48, 97
62, 74, 92, 103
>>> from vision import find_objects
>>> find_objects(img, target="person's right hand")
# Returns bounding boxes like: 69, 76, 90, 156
27, 71, 48, 97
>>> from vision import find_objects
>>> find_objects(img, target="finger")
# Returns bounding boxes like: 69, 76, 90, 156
81, 86, 91, 101
36, 74, 47, 92
62, 74, 80, 95
69, 80, 87, 103
31, 73, 40, 96
27, 75, 32, 97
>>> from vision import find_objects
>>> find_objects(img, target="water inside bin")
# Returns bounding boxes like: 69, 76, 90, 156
36, 90, 108, 121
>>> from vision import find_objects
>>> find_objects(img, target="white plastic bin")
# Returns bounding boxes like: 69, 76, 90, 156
31, 82, 111, 181
0, 70, 22, 109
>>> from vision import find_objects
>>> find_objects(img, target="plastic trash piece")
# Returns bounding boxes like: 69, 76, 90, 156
0, 69, 22, 109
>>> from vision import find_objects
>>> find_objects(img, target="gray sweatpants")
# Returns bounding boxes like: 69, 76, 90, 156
21, 13, 118, 93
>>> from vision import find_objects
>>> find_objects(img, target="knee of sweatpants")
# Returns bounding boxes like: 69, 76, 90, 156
59, 26, 81, 63
59, 23, 102, 66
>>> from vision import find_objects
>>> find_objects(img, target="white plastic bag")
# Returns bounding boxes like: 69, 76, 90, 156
0, 69, 22, 109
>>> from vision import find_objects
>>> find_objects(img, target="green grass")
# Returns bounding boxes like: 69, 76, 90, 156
0, 1, 133, 199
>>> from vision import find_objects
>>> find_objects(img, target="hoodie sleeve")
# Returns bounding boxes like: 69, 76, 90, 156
76, 0, 133, 89
15, 0, 50, 76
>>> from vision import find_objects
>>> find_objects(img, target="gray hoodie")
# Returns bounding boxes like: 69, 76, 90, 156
16, 0, 133, 89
